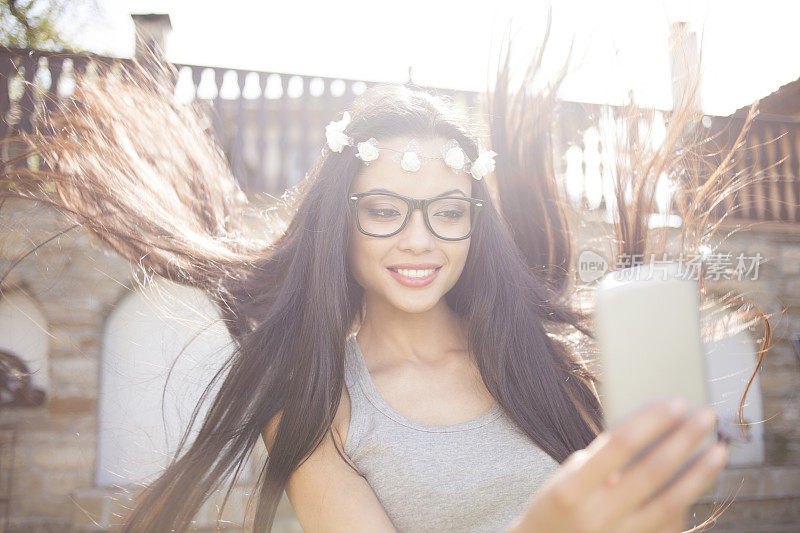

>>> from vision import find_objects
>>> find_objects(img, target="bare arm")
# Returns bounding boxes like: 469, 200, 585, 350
261, 395, 397, 532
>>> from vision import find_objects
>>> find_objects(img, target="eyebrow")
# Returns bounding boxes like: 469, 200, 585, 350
365, 187, 467, 197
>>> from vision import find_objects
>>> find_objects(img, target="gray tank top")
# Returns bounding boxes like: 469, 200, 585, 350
343, 332, 561, 532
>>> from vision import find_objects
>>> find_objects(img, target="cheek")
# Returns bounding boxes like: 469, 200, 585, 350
446, 241, 471, 276
348, 230, 383, 283
456, 240, 471, 263
348, 232, 365, 277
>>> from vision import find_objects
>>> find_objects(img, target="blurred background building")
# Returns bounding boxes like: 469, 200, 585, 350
1, 4, 799, 532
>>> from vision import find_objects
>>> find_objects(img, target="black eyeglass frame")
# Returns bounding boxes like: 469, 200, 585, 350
348, 191, 485, 241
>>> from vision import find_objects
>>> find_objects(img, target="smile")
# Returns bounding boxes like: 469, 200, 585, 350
386, 266, 442, 287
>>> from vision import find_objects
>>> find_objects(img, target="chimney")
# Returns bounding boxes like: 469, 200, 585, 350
668, 21, 701, 111
131, 13, 172, 61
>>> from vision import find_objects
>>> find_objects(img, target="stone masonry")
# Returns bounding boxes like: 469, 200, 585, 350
0, 197, 798, 532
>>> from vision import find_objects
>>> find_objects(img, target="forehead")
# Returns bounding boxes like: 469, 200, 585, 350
348, 136, 473, 198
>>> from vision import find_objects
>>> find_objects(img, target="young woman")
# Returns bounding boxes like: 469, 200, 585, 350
2, 34, 763, 532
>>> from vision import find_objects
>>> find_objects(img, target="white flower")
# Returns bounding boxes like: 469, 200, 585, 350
400, 151, 421, 172
356, 137, 380, 163
469, 148, 497, 180
325, 111, 352, 152
444, 145, 466, 171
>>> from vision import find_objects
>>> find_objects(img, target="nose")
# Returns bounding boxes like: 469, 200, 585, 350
397, 208, 436, 252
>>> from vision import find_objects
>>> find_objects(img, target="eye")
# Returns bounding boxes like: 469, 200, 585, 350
434, 209, 465, 220
367, 208, 401, 219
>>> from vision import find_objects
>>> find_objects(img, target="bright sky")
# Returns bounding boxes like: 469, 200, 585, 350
69, 0, 800, 116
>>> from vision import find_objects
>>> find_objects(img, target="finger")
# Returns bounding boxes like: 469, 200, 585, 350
602, 406, 718, 521
622, 441, 728, 530
575, 397, 688, 491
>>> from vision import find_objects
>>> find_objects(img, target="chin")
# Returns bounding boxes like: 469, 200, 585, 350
386, 293, 442, 314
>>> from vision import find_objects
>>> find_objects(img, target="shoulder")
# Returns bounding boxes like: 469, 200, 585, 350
260, 384, 354, 464
332, 383, 352, 452
261, 384, 395, 531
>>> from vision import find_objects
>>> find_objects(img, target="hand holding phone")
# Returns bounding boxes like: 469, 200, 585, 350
506, 398, 728, 533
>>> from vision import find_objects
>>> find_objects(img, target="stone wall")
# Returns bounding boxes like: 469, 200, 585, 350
0, 198, 300, 532
571, 212, 800, 532
0, 198, 798, 531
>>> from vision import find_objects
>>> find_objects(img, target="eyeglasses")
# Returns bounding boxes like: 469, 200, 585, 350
348, 191, 484, 241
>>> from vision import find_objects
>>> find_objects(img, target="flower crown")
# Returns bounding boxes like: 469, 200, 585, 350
324, 111, 498, 181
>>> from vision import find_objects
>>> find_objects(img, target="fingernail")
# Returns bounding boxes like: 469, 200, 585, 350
711, 443, 728, 466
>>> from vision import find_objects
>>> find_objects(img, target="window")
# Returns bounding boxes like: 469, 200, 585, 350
703, 302, 766, 466
0, 291, 48, 406
95, 278, 234, 486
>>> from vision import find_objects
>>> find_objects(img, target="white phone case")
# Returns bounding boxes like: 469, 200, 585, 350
593, 262, 717, 465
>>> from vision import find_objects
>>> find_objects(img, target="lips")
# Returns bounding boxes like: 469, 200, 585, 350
386, 265, 442, 287
387, 263, 442, 270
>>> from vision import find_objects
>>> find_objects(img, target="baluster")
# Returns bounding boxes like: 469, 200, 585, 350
581, 126, 595, 210
190, 66, 202, 100
752, 124, 769, 221
72, 56, 87, 78
278, 75, 289, 191
345, 80, 355, 114
299, 76, 311, 178
597, 136, 609, 214
45, 56, 64, 114
762, 122, 784, 221
713, 118, 735, 219
777, 127, 796, 223
257, 72, 269, 192
0, 54, 14, 140
579, 136, 589, 210
554, 103, 571, 196
321, 77, 334, 146
212, 68, 225, 144
31, 55, 61, 170
18, 52, 37, 136
308, 78, 321, 171
781, 123, 800, 223
730, 120, 748, 222
741, 123, 759, 221
233, 70, 247, 190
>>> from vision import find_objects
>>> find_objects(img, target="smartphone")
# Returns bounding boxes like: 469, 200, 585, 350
593, 261, 717, 469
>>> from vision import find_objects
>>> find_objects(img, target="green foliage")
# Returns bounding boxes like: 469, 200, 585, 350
0, 0, 81, 50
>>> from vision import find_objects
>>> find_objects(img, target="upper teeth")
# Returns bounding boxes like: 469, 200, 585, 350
392, 268, 437, 278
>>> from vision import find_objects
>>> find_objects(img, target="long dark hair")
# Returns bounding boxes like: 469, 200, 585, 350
1, 27, 770, 532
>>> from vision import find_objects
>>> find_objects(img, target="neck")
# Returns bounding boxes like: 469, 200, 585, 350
356, 295, 469, 367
